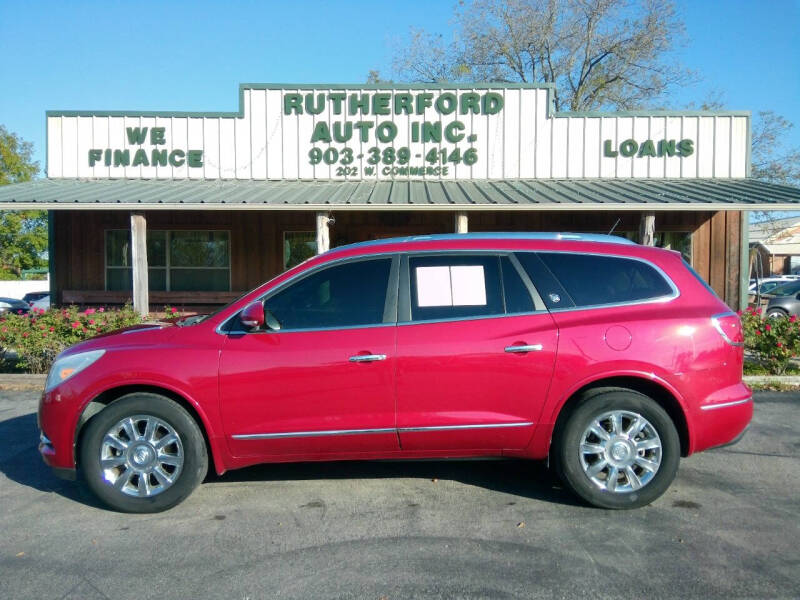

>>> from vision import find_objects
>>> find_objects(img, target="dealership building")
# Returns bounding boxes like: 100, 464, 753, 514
1, 83, 798, 313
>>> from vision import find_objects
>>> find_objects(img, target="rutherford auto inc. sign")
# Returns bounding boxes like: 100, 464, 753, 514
46, 84, 749, 181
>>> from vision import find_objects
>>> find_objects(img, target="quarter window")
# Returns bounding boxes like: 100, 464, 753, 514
536, 252, 674, 307
264, 258, 392, 330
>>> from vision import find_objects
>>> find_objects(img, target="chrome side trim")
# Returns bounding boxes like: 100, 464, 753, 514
711, 312, 745, 346
700, 397, 752, 411
232, 421, 535, 440
232, 427, 395, 440
397, 422, 534, 433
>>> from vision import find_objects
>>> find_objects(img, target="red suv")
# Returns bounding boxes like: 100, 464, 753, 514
38, 233, 751, 512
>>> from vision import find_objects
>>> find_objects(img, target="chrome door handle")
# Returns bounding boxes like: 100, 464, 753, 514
504, 344, 543, 353
349, 354, 387, 362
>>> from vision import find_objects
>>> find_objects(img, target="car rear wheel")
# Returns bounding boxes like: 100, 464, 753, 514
552, 389, 680, 509
80, 393, 208, 513
767, 307, 788, 319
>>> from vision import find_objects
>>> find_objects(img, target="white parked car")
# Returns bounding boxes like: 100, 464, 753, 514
31, 294, 50, 311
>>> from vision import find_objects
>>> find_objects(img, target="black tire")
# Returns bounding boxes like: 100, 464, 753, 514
767, 307, 788, 319
79, 393, 208, 513
552, 389, 680, 509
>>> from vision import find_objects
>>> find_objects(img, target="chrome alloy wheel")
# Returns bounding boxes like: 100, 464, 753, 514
579, 410, 662, 493
99, 415, 184, 497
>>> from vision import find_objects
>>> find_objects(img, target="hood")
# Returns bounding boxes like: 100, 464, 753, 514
61, 320, 181, 356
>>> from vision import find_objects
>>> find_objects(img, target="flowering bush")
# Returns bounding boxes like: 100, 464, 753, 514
0, 305, 180, 374
741, 307, 800, 374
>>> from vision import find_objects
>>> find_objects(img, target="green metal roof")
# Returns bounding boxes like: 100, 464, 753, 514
0, 178, 798, 211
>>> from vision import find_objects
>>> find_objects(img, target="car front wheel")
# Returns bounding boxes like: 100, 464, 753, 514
80, 393, 208, 513
552, 389, 680, 509
767, 308, 788, 319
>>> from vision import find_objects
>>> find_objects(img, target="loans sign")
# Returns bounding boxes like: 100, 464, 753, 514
46, 84, 750, 180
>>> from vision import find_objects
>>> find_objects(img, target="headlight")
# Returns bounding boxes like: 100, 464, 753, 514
45, 350, 105, 392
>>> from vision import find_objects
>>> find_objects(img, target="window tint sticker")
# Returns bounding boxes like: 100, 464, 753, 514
416, 266, 454, 307
416, 265, 487, 307
450, 265, 487, 306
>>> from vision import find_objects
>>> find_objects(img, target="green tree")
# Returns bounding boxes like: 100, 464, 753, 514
0, 125, 45, 279
0, 125, 38, 185
0, 211, 48, 279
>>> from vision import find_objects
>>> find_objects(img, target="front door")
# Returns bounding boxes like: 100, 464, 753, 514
220, 256, 400, 457
395, 253, 558, 451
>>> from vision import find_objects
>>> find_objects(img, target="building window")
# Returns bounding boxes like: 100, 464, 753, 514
283, 231, 317, 270
614, 231, 692, 263
105, 230, 230, 292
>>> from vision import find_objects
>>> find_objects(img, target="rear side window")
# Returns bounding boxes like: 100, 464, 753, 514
537, 252, 674, 307
409, 255, 504, 321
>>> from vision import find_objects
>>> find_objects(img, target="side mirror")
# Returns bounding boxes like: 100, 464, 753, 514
240, 301, 265, 330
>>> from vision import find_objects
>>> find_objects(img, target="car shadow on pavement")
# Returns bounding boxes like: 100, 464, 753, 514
206, 458, 583, 507
1, 409, 579, 509
0, 412, 104, 509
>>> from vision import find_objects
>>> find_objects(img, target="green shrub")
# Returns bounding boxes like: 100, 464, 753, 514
741, 307, 800, 375
0, 305, 180, 373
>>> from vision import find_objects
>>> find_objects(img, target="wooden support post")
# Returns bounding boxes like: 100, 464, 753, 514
455, 211, 468, 234
130, 212, 149, 316
639, 212, 655, 246
316, 212, 330, 254
47, 211, 57, 306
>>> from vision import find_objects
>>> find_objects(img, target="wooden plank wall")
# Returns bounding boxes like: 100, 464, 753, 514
52, 209, 741, 309
690, 210, 741, 309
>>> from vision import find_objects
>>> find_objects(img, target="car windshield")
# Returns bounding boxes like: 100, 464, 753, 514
174, 288, 256, 326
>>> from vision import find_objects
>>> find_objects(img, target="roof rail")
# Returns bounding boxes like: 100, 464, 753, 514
328, 232, 637, 253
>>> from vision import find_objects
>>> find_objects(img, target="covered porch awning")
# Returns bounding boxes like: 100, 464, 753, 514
1, 177, 799, 211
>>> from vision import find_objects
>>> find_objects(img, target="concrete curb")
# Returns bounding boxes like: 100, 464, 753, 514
0, 373, 46, 391
743, 375, 800, 386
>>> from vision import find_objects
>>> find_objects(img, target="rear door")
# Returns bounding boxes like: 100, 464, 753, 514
395, 252, 558, 451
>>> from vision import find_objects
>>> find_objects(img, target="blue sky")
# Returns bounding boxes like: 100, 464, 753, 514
1, 0, 798, 173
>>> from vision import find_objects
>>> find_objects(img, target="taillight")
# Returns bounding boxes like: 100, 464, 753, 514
711, 312, 744, 346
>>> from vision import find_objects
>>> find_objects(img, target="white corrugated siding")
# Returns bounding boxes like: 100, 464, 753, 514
46, 87, 750, 181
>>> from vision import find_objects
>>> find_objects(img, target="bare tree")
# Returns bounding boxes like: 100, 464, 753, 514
390, 0, 692, 111
751, 111, 800, 187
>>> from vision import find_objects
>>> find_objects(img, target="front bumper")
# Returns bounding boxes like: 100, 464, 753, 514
39, 430, 77, 479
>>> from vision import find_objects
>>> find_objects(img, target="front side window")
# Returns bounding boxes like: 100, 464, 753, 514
265, 258, 392, 330
105, 230, 230, 292
536, 252, 674, 307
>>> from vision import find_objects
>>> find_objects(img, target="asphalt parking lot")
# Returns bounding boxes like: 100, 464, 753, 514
1, 390, 798, 600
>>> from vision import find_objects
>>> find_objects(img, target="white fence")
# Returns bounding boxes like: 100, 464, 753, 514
0, 279, 49, 300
